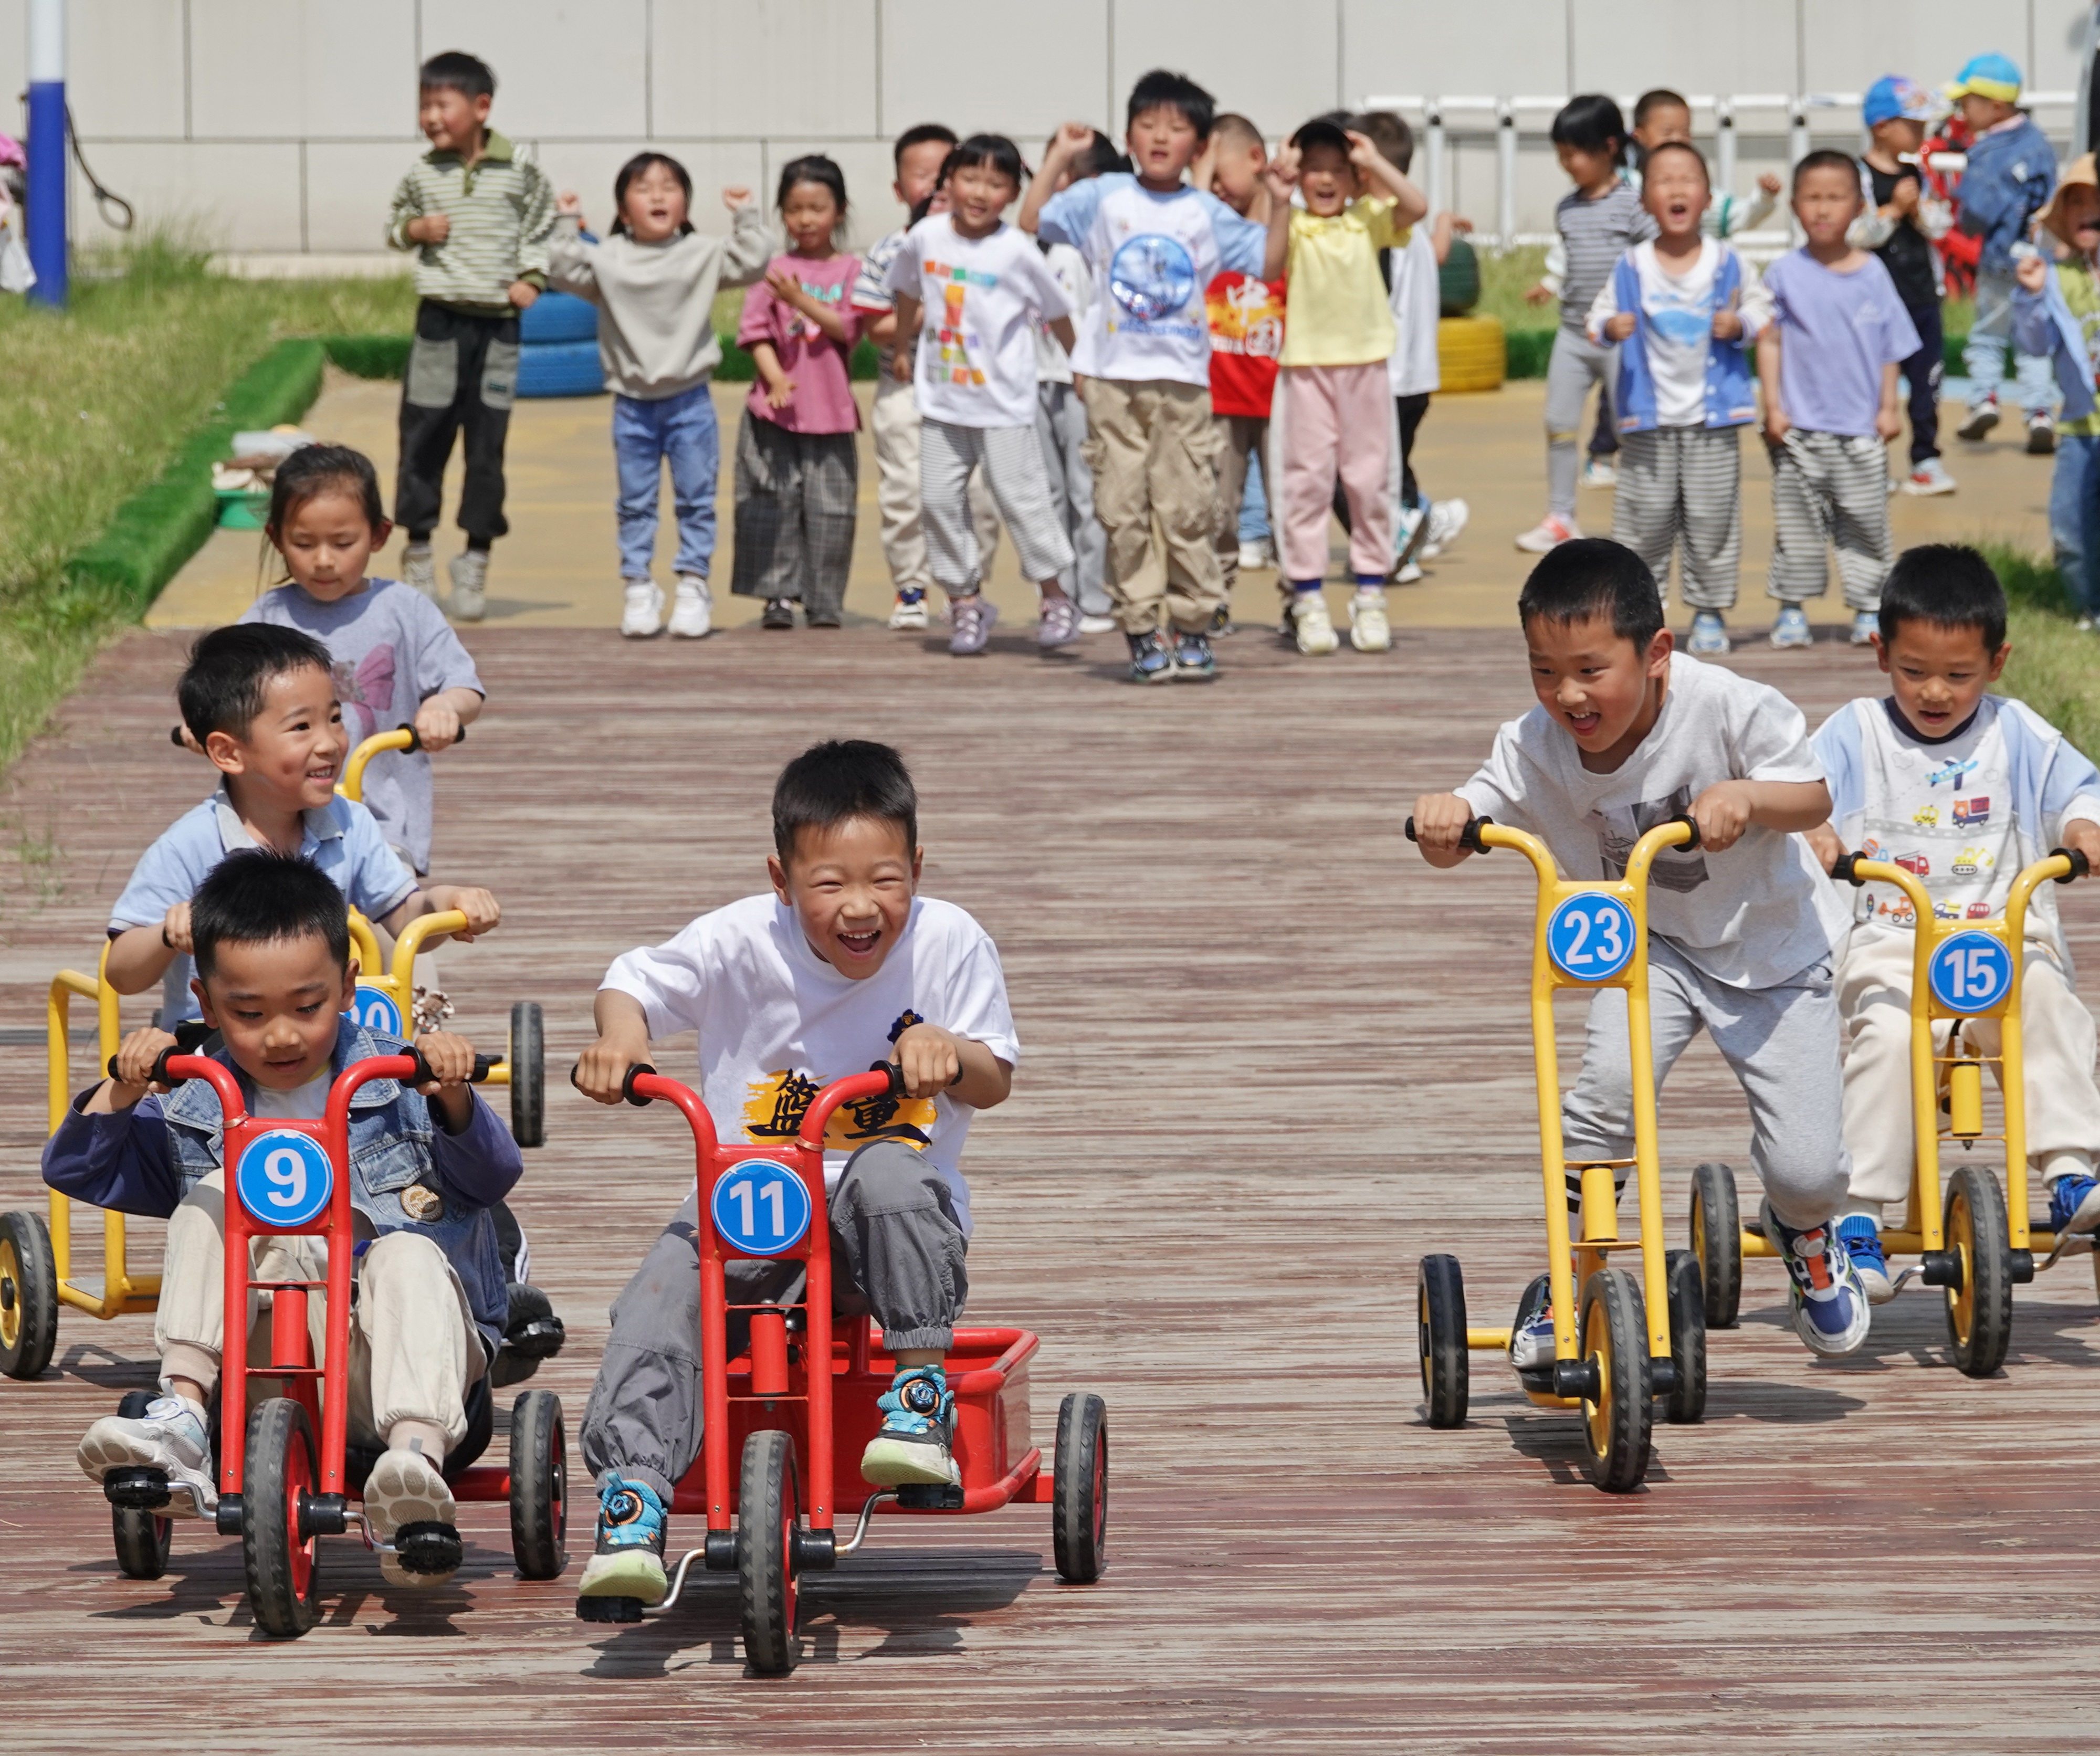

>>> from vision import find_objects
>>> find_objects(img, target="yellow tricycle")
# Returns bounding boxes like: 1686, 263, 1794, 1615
1408, 814, 1707, 1493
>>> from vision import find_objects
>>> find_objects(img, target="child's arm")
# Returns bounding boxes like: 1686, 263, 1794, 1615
45, 1031, 188, 1216
891, 291, 924, 366
1527, 237, 1564, 305
1430, 212, 1463, 265
1047, 314, 1076, 353
1346, 130, 1429, 230
389, 171, 444, 249
763, 268, 852, 346
893, 1023, 1012, 1109
547, 198, 599, 297
720, 188, 772, 285
105, 911, 188, 995
1587, 277, 1633, 344
1687, 779, 1831, 853
413, 686, 482, 751
380, 884, 501, 945
1021, 122, 1097, 236
1803, 822, 1845, 872
1875, 359, 1903, 440
574, 989, 654, 1104
1410, 791, 1481, 868
1757, 322, 1788, 443
749, 338, 795, 410
507, 163, 555, 310
1260, 149, 1298, 282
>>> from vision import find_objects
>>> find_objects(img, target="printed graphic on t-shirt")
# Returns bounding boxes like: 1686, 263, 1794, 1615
332, 647, 397, 745
923, 257, 997, 387
785, 276, 844, 342
1206, 272, 1284, 360
1591, 785, 1710, 893
739, 1007, 936, 1152
1109, 234, 1199, 333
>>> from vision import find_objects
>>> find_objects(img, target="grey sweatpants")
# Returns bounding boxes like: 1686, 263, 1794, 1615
1610, 425, 1742, 611
1767, 429, 1894, 611
1545, 328, 1615, 518
1037, 382, 1110, 615
1561, 937, 1851, 1231
580, 1140, 968, 1503
922, 417, 1075, 592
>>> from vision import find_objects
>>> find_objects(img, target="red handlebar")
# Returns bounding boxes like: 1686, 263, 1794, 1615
620, 1064, 907, 1155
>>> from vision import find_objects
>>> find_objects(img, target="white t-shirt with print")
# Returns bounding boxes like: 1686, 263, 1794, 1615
1386, 227, 1442, 398
1584, 238, 1723, 427
599, 894, 1020, 1233
886, 214, 1071, 428
1035, 240, 1089, 385
1458, 652, 1850, 989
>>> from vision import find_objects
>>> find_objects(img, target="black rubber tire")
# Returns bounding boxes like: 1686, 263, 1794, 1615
508, 1389, 568, 1579
1663, 1249, 1708, 1425
1689, 1162, 1742, 1330
110, 1390, 174, 1579
1416, 1254, 1469, 1429
242, 1398, 322, 1638
1946, 1165, 2013, 1379
510, 1002, 545, 1149
1578, 1268, 1653, 1494
0, 1208, 59, 1381
1052, 1391, 1108, 1583
737, 1428, 802, 1675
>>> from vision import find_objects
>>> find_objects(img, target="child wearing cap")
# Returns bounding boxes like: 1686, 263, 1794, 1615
2013, 155, 2100, 627
1946, 54, 2060, 453
1855, 77, 1957, 497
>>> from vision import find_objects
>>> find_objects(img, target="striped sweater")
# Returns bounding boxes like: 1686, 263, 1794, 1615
387, 130, 555, 313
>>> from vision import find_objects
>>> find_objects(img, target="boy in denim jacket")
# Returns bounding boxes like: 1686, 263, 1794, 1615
49, 851, 521, 1586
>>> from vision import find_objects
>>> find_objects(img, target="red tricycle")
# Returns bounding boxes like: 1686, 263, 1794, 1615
594, 1061, 1107, 1675
98, 1043, 568, 1636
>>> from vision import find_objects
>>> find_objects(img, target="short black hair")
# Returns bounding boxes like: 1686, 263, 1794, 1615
946, 133, 1026, 188
772, 740, 918, 863
1517, 539, 1665, 647
1353, 110, 1413, 173
192, 849, 351, 983
178, 624, 335, 745
1878, 544, 2008, 653
1291, 117, 1353, 160
776, 153, 848, 219
1642, 139, 1710, 187
265, 443, 385, 541
894, 123, 959, 171
612, 151, 694, 237
1793, 148, 1862, 194
1075, 130, 1131, 178
1127, 69, 1215, 142
1633, 88, 1690, 129
420, 51, 494, 100
1550, 94, 1628, 164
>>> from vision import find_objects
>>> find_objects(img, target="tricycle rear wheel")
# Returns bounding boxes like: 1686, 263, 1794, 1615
738, 1428, 802, 1674
510, 1002, 545, 1148
1663, 1249, 1707, 1425
1053, 1391, 1108, 1583
1689, 1162, 1742, 1329
508, 1389, 567, 1579
1946, 1166, 2012, 1379
1416, 1254, 1468, 1428
0, 1208, 58, 1380
243, 1397, 322, 1637
110, 1390, 174, 1579
1578, 1268, 1652, 1494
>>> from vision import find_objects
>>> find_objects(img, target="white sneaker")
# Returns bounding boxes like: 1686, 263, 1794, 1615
1290, 590, 1339, 656
78, 1395, 216, 1514
1349, 590, 1392, 652
1393, 559, 1424, 584
1422, 498, 1469, 559
1581, 458, 1616, 489
1515, 513, 1581, 554
1901, 457, 1958, 496
403, 543, 439, 602
668, 574, 712, 638
620, 580, 664, 638
887, 593, 929, 630
448, 550, 488, 622
1236, 538, 1275, 572
1078, 613, 1118, 634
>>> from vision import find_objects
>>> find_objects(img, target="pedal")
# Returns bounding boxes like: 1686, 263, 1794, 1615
893, 1482, 965, 1511
575, 1593, 645, 1624
394, 1519, 464, 1576
103, 1467, 170, 1511
507, 1317, 567, 1360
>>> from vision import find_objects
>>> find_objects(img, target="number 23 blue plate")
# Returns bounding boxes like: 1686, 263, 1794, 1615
1547, 893, 1637, 983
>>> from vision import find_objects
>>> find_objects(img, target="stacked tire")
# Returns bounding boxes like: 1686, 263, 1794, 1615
518, 289, 604, 398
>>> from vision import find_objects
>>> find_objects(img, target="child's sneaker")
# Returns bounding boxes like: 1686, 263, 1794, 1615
1514, 513, 1581, 553
2028, 413, 2057, 455
1687, 610, 1730, 655
1834, 1214, 1895, 1305
1128, 629, 1173, 682
1769, 604, 1813, 649
1078, 613, 1118, 634
860, 1365, 960, 1488
1507, 1273, 1555, 1370
1172, 629, 1217, 680
1765, 1204, 1871, 1355
403, 542, 439, 603
1236, 538, 1275, 573
1580, 457, 1616, 489
668, 574, 712, 638
2048, 1170, 2100, 1235
366, 1440, 460, 1584
1290, 590, 1339, 655
1038, 594, 1082, 648
1209, 601, 1234, 635
1901, 456, 1957, 496
1957, 397, 2000, 443
888, 591, 929, 630
620, 580, 664, 638
949, 594, 996, 655
77, 1394, 216, 1513
761, 597, 795, 629
576, 1475, 670, 1607
448, 550, 489, 623
1422, 497, 1469, 559
1849, 609, 1878, 646
1349, 590, 1392, 652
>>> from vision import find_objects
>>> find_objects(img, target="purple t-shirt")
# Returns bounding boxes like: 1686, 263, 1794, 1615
738, 253, 862, 434
1760, 249, 1922, 438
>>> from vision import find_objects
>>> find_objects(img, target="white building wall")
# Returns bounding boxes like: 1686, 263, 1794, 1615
26, 0, 2094, 257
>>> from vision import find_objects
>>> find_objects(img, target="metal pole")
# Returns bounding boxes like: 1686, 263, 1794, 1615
25, 0, 65, 306
1425, 103, 1445, 220
1716, 101, 1737, 196
1496, 102, 1516, 247
1789, 101, 1809, 246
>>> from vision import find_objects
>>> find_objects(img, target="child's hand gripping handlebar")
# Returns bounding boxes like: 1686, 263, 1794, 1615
110, 1040, 495, 1089
1404, 813, 1702, 859
1403, 813, 1495, 853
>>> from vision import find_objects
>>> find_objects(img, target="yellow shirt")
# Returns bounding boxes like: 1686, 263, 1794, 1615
1279, 197, 1408, 367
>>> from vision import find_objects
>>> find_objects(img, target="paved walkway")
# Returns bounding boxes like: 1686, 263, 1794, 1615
150, 370, 2056, 639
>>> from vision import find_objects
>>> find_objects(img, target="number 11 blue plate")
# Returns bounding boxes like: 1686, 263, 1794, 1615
711, 1159, 814, 1257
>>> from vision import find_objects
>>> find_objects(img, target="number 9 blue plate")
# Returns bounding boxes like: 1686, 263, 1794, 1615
1547, 893, 1637, 983
236, 1129, 335, 1228
711, 1159, 814, 1257
1928, 930, 2014, 1014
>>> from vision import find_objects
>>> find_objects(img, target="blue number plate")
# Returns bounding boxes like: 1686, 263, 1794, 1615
1928, 929, 2014, 1013
710, 1159, 814, 1257
345, 985, 403, 1036
236, 1129, 335, 1228
1546, 893, 1637, 983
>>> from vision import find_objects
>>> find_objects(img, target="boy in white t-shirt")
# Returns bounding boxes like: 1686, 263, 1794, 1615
887, 134, 1078, 656
569, 740, 1019, 1613
1023, 70, 1268, 684
1805, 546, 2100, 1300
1413, 538, 1871, 1360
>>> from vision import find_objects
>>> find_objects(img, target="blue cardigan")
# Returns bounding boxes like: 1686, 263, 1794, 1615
1604, 245, 1758, 434
2012, 261, 2098, 424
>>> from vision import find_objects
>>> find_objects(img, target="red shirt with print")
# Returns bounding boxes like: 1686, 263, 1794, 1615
1206, 270, 1286, 418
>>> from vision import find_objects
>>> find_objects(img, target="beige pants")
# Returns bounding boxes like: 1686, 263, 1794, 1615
870, 377, 1000, 597
155, 1169, 482, 1454
1078, 376, 1225, 635
1839, 929, 2100, 1207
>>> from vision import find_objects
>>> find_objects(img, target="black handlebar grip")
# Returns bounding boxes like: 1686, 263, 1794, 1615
1403, 816, 1416, 842
872, 1059, 910, 1099
109, 1046, 184, 1086
2054, 846, 2091, 884
407, 1048, 498, 1086
395, 722, 423, 755
1460, 815, 1493, 853
622, 1062, 657, 1106
1831, 853, 1864, 886
169, 725, 184, 748
1673, 813, 1701, 851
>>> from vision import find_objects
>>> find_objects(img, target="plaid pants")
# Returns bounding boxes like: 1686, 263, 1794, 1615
1766, 429, 1893, 611
1609, 425, 1742, 611
730, 414, 858, 621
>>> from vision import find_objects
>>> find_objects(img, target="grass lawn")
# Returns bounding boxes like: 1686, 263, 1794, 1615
0, 241, 413, 776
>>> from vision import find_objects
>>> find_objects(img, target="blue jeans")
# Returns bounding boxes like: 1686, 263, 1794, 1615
613, 385, 719, 579
1967, 268, 2057, 414
2050, 432, 2100, 618
1238, 450, 1269, 543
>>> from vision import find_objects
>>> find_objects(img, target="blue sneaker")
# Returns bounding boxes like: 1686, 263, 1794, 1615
1127, 629, 1174, 684
860, 1365, 959, 1488
2049, 1171, 2100, 1235
576, 1475, 669, 1606
1834, 1214, 1895, 1305
1765, 1204, 1871, 1355
1688, 610, 1730, 655
1508, 1273, 1555, 1371
1769, 605, 1813, 649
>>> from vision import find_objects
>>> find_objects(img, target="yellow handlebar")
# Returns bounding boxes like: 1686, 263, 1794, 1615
339, 725, 420, 805
1471, 815, 1698, 893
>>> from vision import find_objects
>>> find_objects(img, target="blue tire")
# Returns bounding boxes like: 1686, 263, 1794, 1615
517, 339, 605, 399
519, 290, 600, 344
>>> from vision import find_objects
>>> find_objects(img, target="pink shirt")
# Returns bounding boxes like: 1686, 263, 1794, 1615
738, 252, 862, 433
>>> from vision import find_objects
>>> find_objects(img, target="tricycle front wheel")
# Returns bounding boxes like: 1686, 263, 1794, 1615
738, 1428, 802, 1674
1053, 1391, 1108, 1583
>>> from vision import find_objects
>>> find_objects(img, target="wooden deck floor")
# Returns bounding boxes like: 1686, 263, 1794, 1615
4, 623, 2099, 1753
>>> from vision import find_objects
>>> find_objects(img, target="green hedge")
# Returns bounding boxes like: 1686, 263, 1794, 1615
64, 338, 325, 611
325, 333, 413, 378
